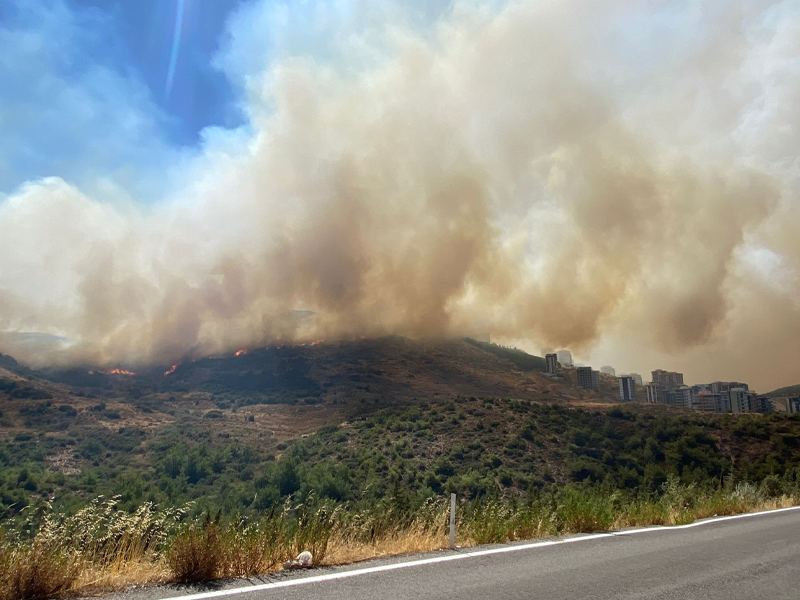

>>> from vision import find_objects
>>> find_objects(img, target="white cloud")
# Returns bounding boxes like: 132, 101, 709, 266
0, 0, 185, 200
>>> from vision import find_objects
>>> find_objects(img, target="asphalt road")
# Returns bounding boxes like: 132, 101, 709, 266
116, 508, 800, 600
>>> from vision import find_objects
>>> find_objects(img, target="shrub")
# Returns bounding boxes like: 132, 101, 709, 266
224, 517, 288, 577
290, 501, 336, 563
167, 524, 224, 583
0, 542, 79, 600
465, 501, 515, 544
555, 488, 614, 532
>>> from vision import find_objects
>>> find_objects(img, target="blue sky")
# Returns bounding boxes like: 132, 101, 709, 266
0, 0, 251, 198
0, 0, 455, 200
73, 0, 247, 141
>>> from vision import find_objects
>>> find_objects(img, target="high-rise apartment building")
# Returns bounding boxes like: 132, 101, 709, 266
728, 388, 754, 413
628, 373, 644, 386
645, 382, 662, 404
577, 367, 600, 391
601, 365, 616, 377
673, 385, 693, 409
619, 376, 636, 402
691, 383, 713, 395
557, 350, 574, 368
752, 396, 775, 414
711, 381, 749, 394
545, 353, 559, 375
692, 392, 725, 413
651, 370, 684, 390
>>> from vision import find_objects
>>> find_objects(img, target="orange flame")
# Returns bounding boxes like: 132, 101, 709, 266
235, 349, 248, 357
89, 368, 135, 376
164, 364, 179, 376
290, 339, 325, 348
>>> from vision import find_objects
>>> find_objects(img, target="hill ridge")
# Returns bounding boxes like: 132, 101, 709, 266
766, 384, 800, 398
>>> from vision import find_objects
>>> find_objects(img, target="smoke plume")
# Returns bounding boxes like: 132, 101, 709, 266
0, 0, 798, 390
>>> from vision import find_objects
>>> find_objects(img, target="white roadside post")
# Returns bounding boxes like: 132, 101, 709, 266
449, 493, 456, 550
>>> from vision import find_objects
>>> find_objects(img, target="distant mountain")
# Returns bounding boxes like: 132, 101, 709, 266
765, 384, 800, 398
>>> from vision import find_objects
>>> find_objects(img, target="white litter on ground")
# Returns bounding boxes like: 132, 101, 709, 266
283, 551, 313, 570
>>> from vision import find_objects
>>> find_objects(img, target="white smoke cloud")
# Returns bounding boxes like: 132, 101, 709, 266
0, 0, 798, 392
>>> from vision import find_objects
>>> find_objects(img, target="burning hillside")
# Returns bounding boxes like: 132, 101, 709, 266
27, 337, 619, 407
88, 369, 136, 376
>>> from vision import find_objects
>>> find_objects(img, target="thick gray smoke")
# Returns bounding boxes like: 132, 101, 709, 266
0, 0, 798, 390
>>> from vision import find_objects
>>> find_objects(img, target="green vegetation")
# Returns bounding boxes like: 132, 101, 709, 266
767, 384, 800, 397
463, 339, 546, 371
0, 378, 51, 400
3, 398, 800, 521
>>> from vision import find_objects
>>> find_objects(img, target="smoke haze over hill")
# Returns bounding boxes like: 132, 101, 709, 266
0, 0, 798, 390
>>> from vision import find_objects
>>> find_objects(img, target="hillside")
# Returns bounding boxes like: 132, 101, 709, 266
40, 337, 608, 406
0, 337, 623, 516
282, 400, 800, 502
766, 384, 800, 398
1, 336, 799, 519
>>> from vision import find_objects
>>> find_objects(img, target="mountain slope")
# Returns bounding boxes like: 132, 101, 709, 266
766, 384, 800, 398
38, 337, 619, 406
0, 336, 628, 517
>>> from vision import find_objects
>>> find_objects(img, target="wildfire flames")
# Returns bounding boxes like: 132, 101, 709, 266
88, 339, 330, 379
88, 369, 136, 376
274, 339, 325, 349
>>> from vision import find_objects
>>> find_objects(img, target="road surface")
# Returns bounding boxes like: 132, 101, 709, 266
116, 507, 800, 600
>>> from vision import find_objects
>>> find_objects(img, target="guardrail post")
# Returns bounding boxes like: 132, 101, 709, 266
449, 493, 456, 550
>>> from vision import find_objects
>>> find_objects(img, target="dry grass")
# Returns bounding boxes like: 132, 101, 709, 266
163, 499, 337, 583
166, 525, 225, 583
0, 497, 186, 600
0, 542, 80, 600
73, 560, 169, 595
2, 486, 799, 600
611, 503, 690, 528
326, 516, 450, 564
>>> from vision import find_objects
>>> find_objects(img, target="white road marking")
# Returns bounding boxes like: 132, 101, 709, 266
156, 505, 800, 600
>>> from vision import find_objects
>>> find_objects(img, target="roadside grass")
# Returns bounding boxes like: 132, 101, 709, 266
325, 498, 449, 563
1, 481, 799, 600
0, 541, 80, 600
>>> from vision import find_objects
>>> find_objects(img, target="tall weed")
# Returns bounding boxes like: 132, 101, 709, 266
555, 489, 614, 532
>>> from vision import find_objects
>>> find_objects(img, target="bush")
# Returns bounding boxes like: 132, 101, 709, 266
224, 521, 286, 577
0, 542, 79, 600
167, 525, 224, 583
555, 488, 614, 532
